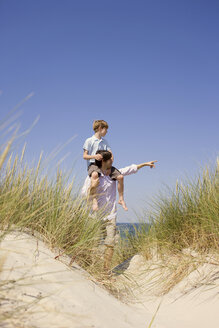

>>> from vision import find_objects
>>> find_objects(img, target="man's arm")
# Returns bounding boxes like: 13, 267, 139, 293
81, 175, 91, 196
119, 161, 158, 176
137, 160, 157, 170
119, 164, 138, 176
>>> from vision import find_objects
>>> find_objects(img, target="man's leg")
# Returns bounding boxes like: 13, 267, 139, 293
88, 171, 99, 211
117, 175, 128, 211
103, 218, 116, 276
104, 245, 114, 272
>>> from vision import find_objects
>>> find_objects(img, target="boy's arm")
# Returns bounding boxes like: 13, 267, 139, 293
83, 138, 103, 161
82, 138, 97, 160
83, 150, 102, 161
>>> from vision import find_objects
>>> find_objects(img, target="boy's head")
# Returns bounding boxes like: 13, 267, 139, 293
93, 120, 108, 137
95, 150, 112, 169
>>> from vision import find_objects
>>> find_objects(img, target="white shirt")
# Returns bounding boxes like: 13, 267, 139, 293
81, 164, 138, 221
83, 135, 111, 167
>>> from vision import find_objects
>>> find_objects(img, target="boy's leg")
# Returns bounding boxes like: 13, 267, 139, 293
109, 167, 128, 211
87, 164, 102, 211
89, 171, 99, 211
87, 170, 100, 211
117, 175, 128, 211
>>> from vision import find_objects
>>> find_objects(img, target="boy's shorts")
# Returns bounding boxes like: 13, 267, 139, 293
87, 163, 121, 180
100, 217, 117, 247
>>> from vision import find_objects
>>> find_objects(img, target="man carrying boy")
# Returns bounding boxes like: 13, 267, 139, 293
81, 150, 157, 275
83, 120, 128, 212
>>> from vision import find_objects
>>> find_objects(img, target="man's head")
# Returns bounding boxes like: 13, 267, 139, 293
93, 120, 108, 137
95, 150, 112, 169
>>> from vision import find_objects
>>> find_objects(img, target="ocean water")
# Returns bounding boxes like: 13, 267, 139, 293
116, 222, 151, 239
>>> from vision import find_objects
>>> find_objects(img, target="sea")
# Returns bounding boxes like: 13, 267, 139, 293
116, 222, 151, 239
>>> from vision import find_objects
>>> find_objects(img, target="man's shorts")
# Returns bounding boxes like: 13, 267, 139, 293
100, 217, 117, 247
87, 163, 121, 180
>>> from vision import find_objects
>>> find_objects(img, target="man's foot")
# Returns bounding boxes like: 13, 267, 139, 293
102, 269, 116, 280
118, 199, 128, 211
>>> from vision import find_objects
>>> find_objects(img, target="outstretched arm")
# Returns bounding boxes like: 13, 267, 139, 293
137, 160, 157, 170
119, 161, 158, 176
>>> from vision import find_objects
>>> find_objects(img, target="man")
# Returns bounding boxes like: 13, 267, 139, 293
83, 119, 127, 211
81, 150, 157, 276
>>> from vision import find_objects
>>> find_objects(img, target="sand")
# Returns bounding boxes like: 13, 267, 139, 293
0, 231, 162, 328
113, 253, 219, 328
1, 231, 219, 328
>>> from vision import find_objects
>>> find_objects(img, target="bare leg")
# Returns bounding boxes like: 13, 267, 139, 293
117, 174, 128, 211
103, 245, 114, 274
88, 171, 99, 211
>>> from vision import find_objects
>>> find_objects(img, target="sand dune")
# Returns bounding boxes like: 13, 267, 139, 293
1, 231, 219, 328
0, 231, 162, 328
114, 253, 219, 328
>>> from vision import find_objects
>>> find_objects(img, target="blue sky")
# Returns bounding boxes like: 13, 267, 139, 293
1, 0, 219, 222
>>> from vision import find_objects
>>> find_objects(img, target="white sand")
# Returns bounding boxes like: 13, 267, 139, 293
1, 231, 219, 328
114, 253, 219, 328
0, 231, 162, 328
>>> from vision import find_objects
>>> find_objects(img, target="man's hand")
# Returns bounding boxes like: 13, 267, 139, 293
147, 160, 157, 168
95, 154, 103, 161
137, 160, 158, 170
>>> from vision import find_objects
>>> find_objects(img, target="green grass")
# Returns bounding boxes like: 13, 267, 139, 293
113, 158, 219, 262
111, 158, 219, 296
0, 124, 108, 277
149, 158, 219, 252
0, 108, 218, 306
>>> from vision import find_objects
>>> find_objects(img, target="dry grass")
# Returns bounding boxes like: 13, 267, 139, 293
0, 107, 218, 327
111, 158, 219, 297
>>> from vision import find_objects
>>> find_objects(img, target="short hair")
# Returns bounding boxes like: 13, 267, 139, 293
93, 120, 109, 132
95, 150, 112, 168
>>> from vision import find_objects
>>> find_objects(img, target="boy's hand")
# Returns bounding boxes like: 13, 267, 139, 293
95, 154, 103, 161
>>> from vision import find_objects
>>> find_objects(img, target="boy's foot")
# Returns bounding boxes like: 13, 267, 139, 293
118, 199, 128, 211
92, 198, 99, 212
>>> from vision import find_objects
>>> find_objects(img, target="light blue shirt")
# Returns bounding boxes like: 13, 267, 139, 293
83, 135, 111, 167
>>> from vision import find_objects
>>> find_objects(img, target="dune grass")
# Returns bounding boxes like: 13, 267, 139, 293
0, 109, 218, 306
114, 158, 219, 262
111, 158, 219, 296
0, 124, 109, 280
148, 158, 219, 252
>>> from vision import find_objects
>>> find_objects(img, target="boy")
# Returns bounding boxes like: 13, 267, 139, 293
83, 120, 128, 212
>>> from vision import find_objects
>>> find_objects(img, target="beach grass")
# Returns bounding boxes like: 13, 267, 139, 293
111, 158, 219, 296
149, 158, 219, 252
0, 109, 218, 310
0, 120, 109, 278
